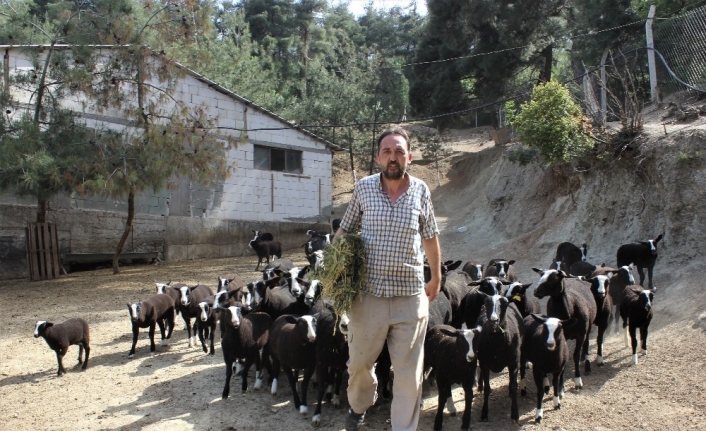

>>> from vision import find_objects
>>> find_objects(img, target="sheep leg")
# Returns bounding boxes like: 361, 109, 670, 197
640, 321, 650, 356
222, 354, 233, 399
520, 354, 527, 397
332, 369, 344, 407
82, 341, 90, 370
270, 356, 281, 396
582, 332, 591, 375
77, 343, 84, 365
647, 265, 654, 290
157, 318, 167, 347
509, 366, 519, 423
149, 322, 157, 353
480, 366, 491, 421
596, 323, 606, 366
312, 362, 328, 427
299, 366, 315, 415
282, 367, 302, 409
165, 312, 175, 340
572, 336, 583, 389
55, 347, 69, 376
184, 317, 194, 347
460, 375, 474, 431
197, 321, 208, 353
240, 357, 253, 393
434, 379, 452, 431
637, 266, 646, 287
612, 304, 621, 335
129, 325, 139, 358
533, 368, 545, 423
630, 324, 639, 365
209, 322, 215, 355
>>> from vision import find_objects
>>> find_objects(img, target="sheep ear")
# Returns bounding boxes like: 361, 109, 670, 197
558, 270, 569, 278
655, 234, 663, 243
530, 313, 546, 323
607, 272, 613, 279
508, 260, 516, 265
473, 326, 482, 334
297, 278, 310, 287
500, 278, 512, 285
447, 260, 463, 271
629, 287, 642, 295
561, 318, 579, 331
468, 281, 480, 286
521, 283, 532, 292
531, 267, 544, 274
439, 327, 457, 337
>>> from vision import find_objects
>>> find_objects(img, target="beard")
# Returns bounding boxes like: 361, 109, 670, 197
382, 162, 404, 180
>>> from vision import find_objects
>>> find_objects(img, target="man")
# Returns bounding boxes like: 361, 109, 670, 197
334, 126, 442, 431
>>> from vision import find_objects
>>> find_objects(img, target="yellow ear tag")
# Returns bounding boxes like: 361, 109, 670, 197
512, 295, 522, 302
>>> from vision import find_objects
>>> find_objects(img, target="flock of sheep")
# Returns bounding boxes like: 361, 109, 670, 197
32, 229, 662, 429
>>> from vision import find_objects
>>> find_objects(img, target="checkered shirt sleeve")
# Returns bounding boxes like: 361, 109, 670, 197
339, 173, 439, 297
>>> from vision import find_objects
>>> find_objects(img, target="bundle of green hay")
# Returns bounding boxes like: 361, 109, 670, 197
316, 233, 367, 316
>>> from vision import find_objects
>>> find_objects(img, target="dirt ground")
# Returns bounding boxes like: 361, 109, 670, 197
4, 96, 706, 430
2, 255, 706, 431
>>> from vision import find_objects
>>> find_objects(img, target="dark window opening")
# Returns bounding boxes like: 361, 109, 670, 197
254, 145, 303, 174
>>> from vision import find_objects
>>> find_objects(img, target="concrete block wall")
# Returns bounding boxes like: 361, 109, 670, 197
0, 204, 331, 280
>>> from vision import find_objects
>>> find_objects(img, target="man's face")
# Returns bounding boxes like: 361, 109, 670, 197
376, 134, 412, 180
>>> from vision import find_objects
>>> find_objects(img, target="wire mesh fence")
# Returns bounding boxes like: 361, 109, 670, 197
653, 5, 706, 98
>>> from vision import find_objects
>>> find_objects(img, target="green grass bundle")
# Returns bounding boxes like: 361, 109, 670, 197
316, 233, 367, 316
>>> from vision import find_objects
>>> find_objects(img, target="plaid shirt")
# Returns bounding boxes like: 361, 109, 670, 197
340, 172, 439, 297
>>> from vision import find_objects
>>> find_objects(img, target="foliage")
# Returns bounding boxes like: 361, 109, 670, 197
506, 145, 540, 166
511, 81, 593, 166
317, 233, 367, 317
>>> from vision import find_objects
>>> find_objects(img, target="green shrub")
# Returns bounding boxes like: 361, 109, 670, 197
507, 145, 540, 166
511, 81, 593, 166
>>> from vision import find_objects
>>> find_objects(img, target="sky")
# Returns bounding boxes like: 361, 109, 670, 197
330, 0, 428, 17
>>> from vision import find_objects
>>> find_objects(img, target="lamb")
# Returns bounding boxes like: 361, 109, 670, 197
176, 284, 215, 347
520, 314, 577, 423
468, 276, 510, 296
303, 232, 331, 262
34, 318, 90, 376
312, 310, 350, 427
554, 242, 588, 271
504, 281, 541, 318
221, 305, 272, 398
197, 297, 218, 355
331, 218, 341, 233
424, 324, 482, 431
262, 258, 295, 281
249, 238, 283, 271
424, 260, 466, 328
251, 230, 274, 243
568, 260, 597, 277
217, 273, 245, 292
616, 234, 663, 290
483, 259, 518, 282
306, 249, 325, 272
620, 287, 654, 365
586, 274, 612, 366
476, 294, 524, 423
268, 314, 319, 416
461, 260, 484, 281
590, 265, 636, 334
127, 293, 175, 358
532, 268, 597, 389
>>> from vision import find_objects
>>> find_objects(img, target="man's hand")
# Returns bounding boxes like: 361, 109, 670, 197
425, 278, 441, 302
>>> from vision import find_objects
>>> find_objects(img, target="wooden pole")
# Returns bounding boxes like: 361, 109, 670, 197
646, 5, 660, 103
600, 48, 609, 125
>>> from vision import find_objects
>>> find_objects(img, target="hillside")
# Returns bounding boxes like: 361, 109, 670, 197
332, 99, 706, 327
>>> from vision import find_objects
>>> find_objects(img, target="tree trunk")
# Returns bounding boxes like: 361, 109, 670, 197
112, 191, 135, 274
540, 43, 553, 83
36, 198, 47, 223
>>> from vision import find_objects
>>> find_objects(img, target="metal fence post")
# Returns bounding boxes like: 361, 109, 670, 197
646, 5, 660, 103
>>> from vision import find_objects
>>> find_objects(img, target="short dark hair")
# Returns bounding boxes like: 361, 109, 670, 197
377, 127, 411, 152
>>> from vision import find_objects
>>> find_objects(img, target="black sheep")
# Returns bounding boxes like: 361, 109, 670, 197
520, 314, 577, 424
505, 281, 541, 318
249, 238, 283, 271
616, 234, 663, 290
461, 260, 484, 281
34, 318, 90, 376
311, 310, 350, 427
221, 306, 272, 398
424, 324, 482, 431
476, 294, 524, 423
127, 293, 175, 358
620, 287, 654, 365
175, 284, 214, 348
483, 259, 518, 282
532, 268, 597, 389
586, 274, 612, 367
268, 314, 319, 416
554, 242, 588, 271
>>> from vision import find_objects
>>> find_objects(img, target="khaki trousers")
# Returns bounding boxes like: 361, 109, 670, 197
347, 292, 429, 431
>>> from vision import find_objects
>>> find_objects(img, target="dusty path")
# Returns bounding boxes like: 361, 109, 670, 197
2, 255, 705, 431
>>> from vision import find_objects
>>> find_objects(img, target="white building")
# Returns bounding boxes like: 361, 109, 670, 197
0, 45, 339, 223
